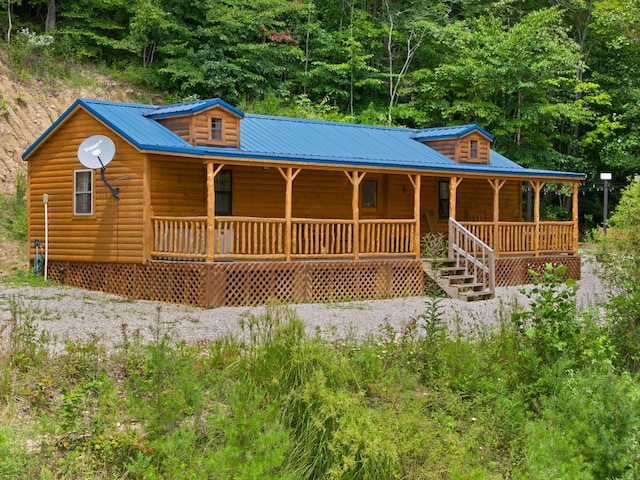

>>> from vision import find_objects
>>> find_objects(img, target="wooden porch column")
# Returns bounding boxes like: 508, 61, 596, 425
529, 180, 545, 257
205, 162, 225, 262
449, 177, 463, 220
572, 181, 579, 255
278, 167, 302, 262
408, 174, 421, 259
345, 171, 366, 260
488, 178, 507, 257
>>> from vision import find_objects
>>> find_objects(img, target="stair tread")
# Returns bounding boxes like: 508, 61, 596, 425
442, 274, 475, 281
452, 282, 486, 290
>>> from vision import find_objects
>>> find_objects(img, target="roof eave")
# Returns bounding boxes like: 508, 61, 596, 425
137, 145, 585, 180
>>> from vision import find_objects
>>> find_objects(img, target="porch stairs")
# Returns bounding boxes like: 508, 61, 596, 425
422, 259, 494, 301
422, 219, 496, 302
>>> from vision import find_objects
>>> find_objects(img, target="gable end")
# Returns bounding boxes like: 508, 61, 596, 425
155, 105, 241, 148
420, 132, 491, 165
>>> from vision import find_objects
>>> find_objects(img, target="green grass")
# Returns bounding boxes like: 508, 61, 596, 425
0, 271, 639, 479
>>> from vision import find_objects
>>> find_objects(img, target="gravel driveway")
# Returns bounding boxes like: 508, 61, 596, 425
0, 256, 611, 351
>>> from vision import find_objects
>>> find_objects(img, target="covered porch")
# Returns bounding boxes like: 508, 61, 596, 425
148, 163, 580, 264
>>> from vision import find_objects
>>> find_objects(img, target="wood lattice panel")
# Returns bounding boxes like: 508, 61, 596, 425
495, 256, 580, 287
48, 259, 424, 307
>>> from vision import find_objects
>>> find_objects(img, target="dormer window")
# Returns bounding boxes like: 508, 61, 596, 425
210, 117, 223, 141
470, 139, 478, 159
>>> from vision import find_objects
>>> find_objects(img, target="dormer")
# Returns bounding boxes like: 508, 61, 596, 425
146, 99, 244, 148
413, 125, 493, 165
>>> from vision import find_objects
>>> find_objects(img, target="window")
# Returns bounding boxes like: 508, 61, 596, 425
215, 170, 232, 215
74, 170, 93, 215
470, 139, 478, 159
210, 117, 223, 141
362, 179, 377, 207
438, 180, 450, 219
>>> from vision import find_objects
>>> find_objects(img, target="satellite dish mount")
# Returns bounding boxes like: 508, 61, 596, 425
77, 135, 120, 199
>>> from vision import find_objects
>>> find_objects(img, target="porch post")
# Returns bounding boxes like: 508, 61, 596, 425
278, 167, 301, 262
488, 178, 507, 257
408, 174, 421, 259
346, 171, 365, 260
205, 162, 225, 262
572, 181, 579, 255
529, 180, 545, 257
449, 177, 462, 220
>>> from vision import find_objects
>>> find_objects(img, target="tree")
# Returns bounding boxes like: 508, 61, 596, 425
383, 0, 448, 124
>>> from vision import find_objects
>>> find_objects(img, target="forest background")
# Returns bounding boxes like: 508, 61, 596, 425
2, 0, 638, 230
4, 2, 640, 478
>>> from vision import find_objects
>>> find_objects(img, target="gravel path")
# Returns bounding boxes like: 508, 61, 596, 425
0, 256, 611, 351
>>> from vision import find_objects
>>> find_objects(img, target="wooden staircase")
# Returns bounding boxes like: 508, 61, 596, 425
422, 218, 496, 302
423, 258, 494, 301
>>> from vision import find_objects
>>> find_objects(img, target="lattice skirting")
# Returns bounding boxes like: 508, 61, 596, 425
495, 255, 581, 287
47, 260, 425, 307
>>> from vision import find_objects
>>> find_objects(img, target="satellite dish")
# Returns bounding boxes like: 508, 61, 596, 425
77, 135, 120, 199
77, 135, 116, 169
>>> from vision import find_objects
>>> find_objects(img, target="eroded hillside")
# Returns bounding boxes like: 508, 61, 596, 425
0, 55, 151, 195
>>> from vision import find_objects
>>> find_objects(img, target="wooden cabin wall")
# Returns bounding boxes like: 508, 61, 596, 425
387, 174, 415, 219
149, 158, 206, 216
459, 133, 490, 164
456, 178, 521, 221
27, 109, 146, 263
156, 117, 190, 143
420, 176, 441, 234
422, 134, 490, 164
422, 140, 456, 161
193, 107, 240, 147
457, 179, 494, 221
499, 181, 523, 221
231, 167, 286, 217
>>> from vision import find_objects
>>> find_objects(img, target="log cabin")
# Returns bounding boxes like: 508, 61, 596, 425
23, 98, 586, 306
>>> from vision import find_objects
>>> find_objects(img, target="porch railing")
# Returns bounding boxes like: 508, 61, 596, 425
291, 219, 353, 257
215, 216, 286, 259
151, 216, 416, 261
151, 216, 574, 262
460, 221, 575, 255
449, 218, 495, 296
152, 216, 207, 259
359, 219, 415, 256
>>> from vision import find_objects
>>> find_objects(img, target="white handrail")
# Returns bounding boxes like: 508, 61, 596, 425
449, 218, 495, 295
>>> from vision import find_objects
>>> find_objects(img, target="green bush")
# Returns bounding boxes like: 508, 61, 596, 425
595, 175, 640, 371
0, 175, 27, 243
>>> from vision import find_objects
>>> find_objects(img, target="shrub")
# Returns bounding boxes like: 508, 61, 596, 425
595, 175, 640, 371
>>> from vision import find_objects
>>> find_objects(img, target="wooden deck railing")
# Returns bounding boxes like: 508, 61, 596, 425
151, 216, 575, 262
359, 219, 415, 256
449, 218, 495, 295
291, 219, 353, 257
460, 221, 576, 255
152, 216, 208, 259
215, 216, 286, 259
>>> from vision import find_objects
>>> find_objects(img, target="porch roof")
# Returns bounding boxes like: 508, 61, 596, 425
23, 98, 586, 180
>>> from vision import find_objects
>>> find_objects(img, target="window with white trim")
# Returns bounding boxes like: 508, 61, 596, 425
470, 139, 478, 159
74, 170, 93, 215
210, 117, 223, 141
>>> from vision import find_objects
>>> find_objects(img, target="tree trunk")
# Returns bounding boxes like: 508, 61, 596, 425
45, 0, 56, 32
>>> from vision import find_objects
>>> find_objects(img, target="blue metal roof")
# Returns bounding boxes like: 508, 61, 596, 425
22, 99, 585, 180
145, 98, 244, 119
413, 124, 494, 141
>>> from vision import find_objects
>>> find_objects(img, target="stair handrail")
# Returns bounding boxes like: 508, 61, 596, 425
448, 218, 495, 296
